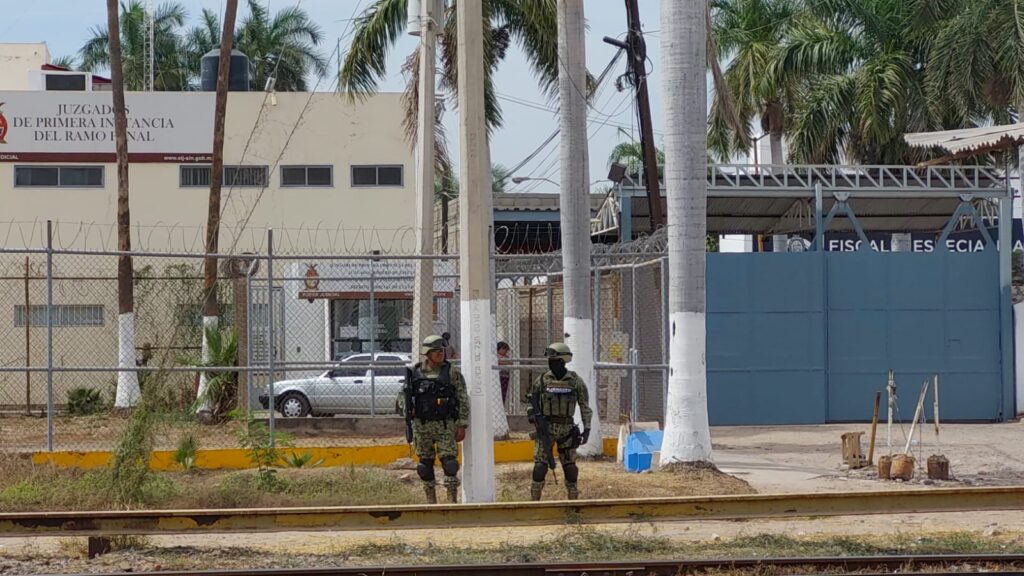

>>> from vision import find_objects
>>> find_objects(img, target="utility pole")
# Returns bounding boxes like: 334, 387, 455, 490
411, 0, 437, 358
557, 0, 602, 457
606, 0, 665, 233
456, 0, 496, 502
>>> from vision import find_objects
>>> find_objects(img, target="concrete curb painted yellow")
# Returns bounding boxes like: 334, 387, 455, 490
31, 438, 619, 471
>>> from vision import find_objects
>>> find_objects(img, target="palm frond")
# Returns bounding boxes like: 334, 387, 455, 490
338, 0, 407, 100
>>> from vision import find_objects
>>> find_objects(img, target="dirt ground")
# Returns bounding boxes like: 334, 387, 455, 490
3, 421, 1024, 573
708, 421, 1024, 492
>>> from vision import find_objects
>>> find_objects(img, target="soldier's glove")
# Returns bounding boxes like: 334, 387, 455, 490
454, 426, 466, 442
581, 427, 591, 445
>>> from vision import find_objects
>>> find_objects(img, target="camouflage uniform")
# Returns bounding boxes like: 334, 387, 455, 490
526, 369, 592, 499
407, 362, 469, 498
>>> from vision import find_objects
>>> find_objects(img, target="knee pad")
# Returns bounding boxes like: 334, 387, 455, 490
532, 462, 549, 483
416, 458, 436, 482
441, 456, 459, 477
563, 462, 579, 484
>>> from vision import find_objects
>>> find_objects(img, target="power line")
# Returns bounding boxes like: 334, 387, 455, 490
517, 89, 635, 193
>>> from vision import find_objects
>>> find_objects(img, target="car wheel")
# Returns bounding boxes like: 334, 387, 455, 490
279, 392, 310, 418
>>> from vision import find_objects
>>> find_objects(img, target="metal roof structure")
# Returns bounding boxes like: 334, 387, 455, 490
626, 164, 1008, 236
905, 123, 1024, 162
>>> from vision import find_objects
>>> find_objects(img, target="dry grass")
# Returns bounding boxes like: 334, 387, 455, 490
6, 528, 1024, 575
0, 457, 753, 511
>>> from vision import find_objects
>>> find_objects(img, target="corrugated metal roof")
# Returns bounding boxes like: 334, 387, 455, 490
493, 193, 605, 212
905, 123, 1024, 155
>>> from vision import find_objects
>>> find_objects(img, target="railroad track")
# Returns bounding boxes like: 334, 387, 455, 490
39, 554, 1024, 576
5, 486, 1024, 537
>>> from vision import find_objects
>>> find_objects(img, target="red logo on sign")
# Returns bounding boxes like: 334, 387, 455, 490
0, 103, 7, 144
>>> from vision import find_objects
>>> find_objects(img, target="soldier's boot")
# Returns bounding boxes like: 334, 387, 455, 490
565, 482, 579, 500
422, 484, 437, 504
446, 483, 459, 503
530, 481, 544, 501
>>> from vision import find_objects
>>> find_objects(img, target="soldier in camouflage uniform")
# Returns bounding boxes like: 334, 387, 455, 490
404, 335, 470, 504
525, 342, 592, 501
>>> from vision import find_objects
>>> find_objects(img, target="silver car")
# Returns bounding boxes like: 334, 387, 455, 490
259, 352, 411, 417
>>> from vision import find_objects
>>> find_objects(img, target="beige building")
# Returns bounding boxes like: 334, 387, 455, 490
0, 44, 418, 409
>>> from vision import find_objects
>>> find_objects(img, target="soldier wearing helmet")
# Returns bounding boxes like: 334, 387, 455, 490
403, 334, 470, 503
525, 342, 592, 500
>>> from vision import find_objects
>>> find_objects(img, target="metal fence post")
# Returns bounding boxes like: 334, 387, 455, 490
369, 257, 376, 416
593, 268, 601, 360
245, 262, 255, 416
545, 278, 553, 342
630, 264, 638, 422
267, 229, 276, 446
46, 220, 53, 452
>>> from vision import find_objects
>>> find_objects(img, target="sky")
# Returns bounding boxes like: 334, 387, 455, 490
2, 0, 676, 193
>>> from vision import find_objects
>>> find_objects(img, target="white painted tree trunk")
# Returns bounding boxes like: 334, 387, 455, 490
659, 0, 713, 466
114, 312, 141, 408
557, 0, 601, 456
195, 315, 218, 414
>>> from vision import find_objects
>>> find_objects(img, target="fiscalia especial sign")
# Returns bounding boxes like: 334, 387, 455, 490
0, 91, 213, 162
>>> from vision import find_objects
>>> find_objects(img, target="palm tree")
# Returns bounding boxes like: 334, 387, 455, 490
196, 0, 239, 422
707, 0, 801, 163
927, 0, 1024, 127
107, 0, 141, 409
340, 0, 560, 144
51, 55, 78, 69
240, 0, 327, 91
188, 0, 328, 92
779, 0, 950, 164
659, 0, 714, 467
607, 141, 665, 182
80, 1, 190, 91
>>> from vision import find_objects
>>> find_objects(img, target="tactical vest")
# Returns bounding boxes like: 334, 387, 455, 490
410, 363, 458, 421
538, 373, 578, 424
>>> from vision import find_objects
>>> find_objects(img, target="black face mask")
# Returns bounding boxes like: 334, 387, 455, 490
548, 358, 567, 380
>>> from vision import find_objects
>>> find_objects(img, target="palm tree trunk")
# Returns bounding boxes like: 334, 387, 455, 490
557, 0, 601, 456
769, 132, 784, 166
197, 0, 239, 420
659, 0, 713, 467
108, 0, 141, 409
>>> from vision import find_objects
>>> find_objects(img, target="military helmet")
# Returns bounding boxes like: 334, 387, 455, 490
544, 342, 573, 362
421, 335, 446, 356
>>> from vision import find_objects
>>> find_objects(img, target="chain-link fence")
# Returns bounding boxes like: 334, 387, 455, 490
0, 234, 669, 454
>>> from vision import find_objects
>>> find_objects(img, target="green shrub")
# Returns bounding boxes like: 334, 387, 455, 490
67, 387, 105, 415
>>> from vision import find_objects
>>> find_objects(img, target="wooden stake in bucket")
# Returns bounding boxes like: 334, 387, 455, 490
878, 454, 892, 480
891, 454, 915, 480
927, 375, 950, 480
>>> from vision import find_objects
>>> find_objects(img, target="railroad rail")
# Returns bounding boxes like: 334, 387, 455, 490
4, 486, 1024, 537
40, 554, 1024, 576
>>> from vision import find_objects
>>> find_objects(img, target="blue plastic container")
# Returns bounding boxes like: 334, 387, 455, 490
624, 430, 663, 472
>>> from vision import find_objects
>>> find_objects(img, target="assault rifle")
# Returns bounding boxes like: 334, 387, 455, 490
403, 367, 415, 446
528, 391, 559, 484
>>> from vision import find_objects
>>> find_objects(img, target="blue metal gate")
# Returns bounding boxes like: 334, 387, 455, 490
707, 248, 1004, 424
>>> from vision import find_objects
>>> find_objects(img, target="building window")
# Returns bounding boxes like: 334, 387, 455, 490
226, 165, 269, 187
44, 73, 87, 91
14, 305, 105, 327
180, 165, 211, 187
179, 165, 269, 188
14, 166, 103, 187
281, 165, 333, 187
351, 165, 404, 187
